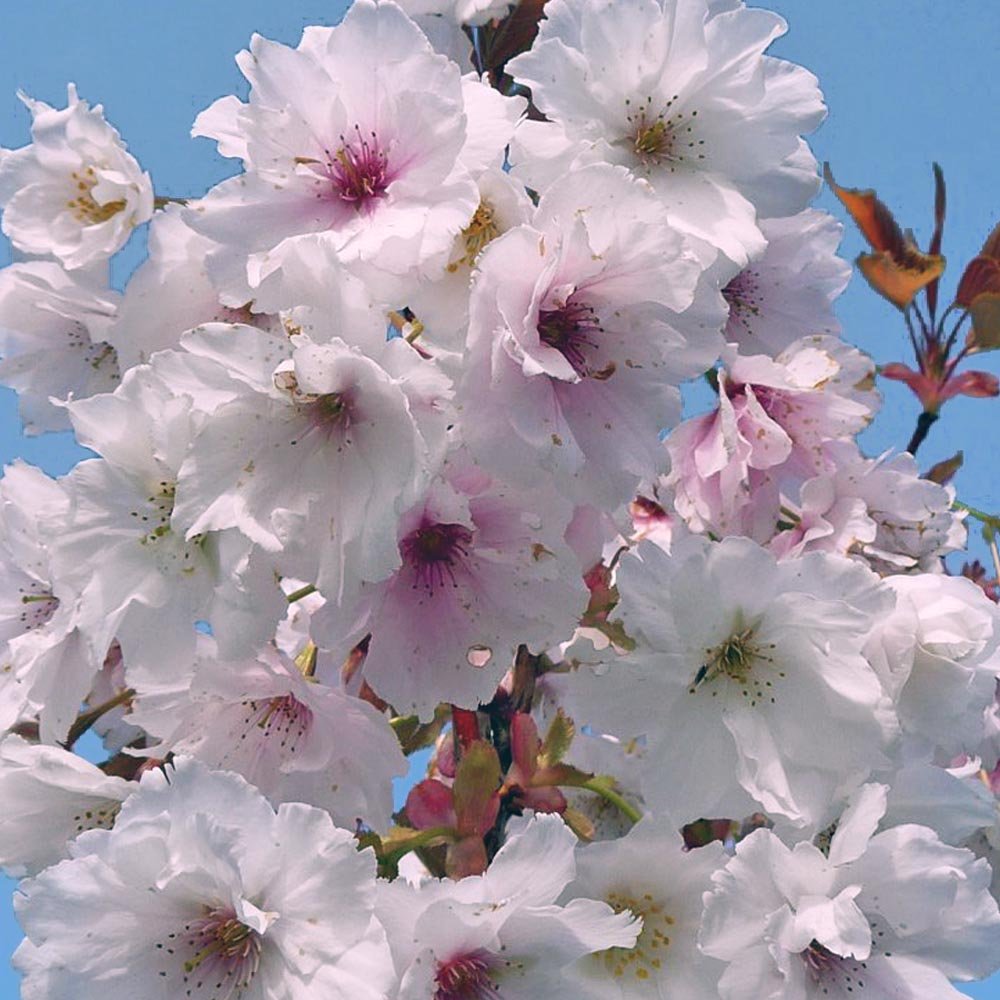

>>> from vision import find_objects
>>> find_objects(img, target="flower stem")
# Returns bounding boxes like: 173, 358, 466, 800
989, 536, 1000, 586
579, 776, 643, 825
906, 410, 938, 456
285, 583, 317, 603
64, 688, 135, 749
153, 195, 187, 209
381, 826, 456, 867
953, 499, 1000, 531
952, 501, 1000, 582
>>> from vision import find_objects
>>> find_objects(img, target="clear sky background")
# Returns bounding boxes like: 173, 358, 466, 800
1, 1, 999, 996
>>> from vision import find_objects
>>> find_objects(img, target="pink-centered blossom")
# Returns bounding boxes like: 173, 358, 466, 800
313, 461, 587, 719
188, 0, 523, 308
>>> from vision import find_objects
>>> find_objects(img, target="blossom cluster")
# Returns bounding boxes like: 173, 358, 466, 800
1, 1, 999, 998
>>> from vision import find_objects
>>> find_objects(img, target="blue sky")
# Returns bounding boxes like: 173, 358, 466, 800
1, 1, 999, 995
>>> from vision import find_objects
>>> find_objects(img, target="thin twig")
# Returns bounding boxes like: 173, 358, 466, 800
903, 308, 925, 372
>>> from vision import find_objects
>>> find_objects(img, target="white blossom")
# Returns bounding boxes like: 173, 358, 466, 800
458, 163, 720, 507
722, 209, 852, 356
507, 0, 825, 266
554, 536, 896, 829
314, 462, 587, 718
14, 757, 393, 1000
377, 813, 639, 999
125, 638, 407, 831
188, 1, 523, 308
0, 261, 119, 433
560, 819, 726, 997
701, 784, 1000, 998
0, 84, 153, 269
0, 735, 131, 877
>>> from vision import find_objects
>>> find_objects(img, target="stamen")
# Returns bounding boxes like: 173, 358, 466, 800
622, 96, 706, 173
65, 167, 126, 224
435, 950, 501, 1000
537, 298, 607, 379
687, 625, 781, 706
232, 694, 313, 756
329, 125, 391, 209
18, 584, 59, 630
448, 201, 499, 272
160, 905, 262, 999
723, 269, 763, 336
274, 369, 352, 441
596, 888, 674, 982
133, 480, 177, 545
400, 521, 474, 595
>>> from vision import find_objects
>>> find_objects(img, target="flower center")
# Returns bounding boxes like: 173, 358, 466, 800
435, 950, 501, 1000
238, 694, 313, 756
70, 800, 120, 835
723, 268, 763, 334
448, 200, 500, 273
537, 298, 612, 379
596, 888, 675, 983
308, 392, 348, 431
18, 582, 59, 630
173, 906, 262, 997
330, 126, 390, 209
65, 166, 126, 224
275, 369, 352, 440
624, 97, 704, 173
133, 480, 177, 545
687, 625, 782, 706
802, 939, 839, 981
400, 521, 474, 595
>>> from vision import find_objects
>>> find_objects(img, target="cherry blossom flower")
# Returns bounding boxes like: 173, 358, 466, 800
377, 813, 639, 999
188, 1, 523, 308
0, 261, 119, 433
865, 572, 1000, 760
819, 441, 966, 572
701, 784, 1000, 998
107, 206, 280, 370
125, 638, 407, 831
0, 461, 93, 745
722, 209, 852, 356
0, 84, 153, 269
167, 323, 450, 605
507, 0, 825, 266
48, 364, 283, 681
14, 757, 393, 1000
459, 163, 720, 507
554, 536, 895, 829
665, 337, 878, 542
314, 462, 587, 718
559, 819, 726, 997
404, 166, 533, 358
0, 735, 131, 877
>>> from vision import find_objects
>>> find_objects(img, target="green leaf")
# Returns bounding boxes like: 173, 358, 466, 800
540, 710, 575, 765
452, 740, 502, 837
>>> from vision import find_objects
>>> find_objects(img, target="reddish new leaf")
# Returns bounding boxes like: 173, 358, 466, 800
968, 292, 1000, 351
925, 162, 946, 319
956, 257, 1000, 309
405, 779, 456, 830
825, 164, 945, 310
